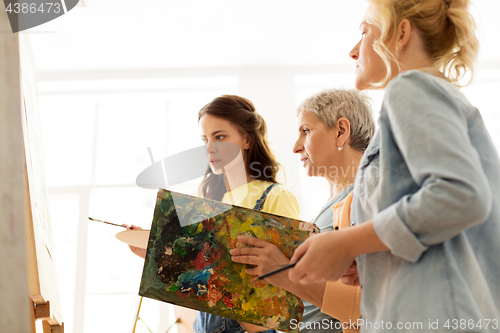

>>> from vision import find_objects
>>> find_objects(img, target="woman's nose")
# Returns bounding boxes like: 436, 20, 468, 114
293, 138, 303, 154
349, 41, 360, 60
206, 142, 216, 155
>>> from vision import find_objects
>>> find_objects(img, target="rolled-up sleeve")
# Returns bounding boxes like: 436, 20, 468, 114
373, 71, 492, 263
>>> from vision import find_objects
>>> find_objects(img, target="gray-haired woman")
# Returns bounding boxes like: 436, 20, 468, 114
231, 88, 375, 333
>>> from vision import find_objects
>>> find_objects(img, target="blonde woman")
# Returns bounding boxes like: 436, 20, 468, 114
289, 1, 500, 332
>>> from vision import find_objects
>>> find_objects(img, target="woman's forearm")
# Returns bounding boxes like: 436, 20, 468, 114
280, 221, 387, 306
277, 278, 327, 308
289, 221, 389, 284
344, 220, 389, 258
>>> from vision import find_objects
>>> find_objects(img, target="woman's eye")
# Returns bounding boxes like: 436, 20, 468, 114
302, 129, 310, 135
201, 138, 208, 144
215, 135, 225, 140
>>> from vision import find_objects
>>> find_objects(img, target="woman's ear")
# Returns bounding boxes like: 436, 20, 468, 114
336, 117, 351, 147
397, 18, 412, 51
243, 135, 252, 150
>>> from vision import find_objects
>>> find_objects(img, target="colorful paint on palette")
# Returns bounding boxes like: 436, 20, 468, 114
139, 189, 319, 332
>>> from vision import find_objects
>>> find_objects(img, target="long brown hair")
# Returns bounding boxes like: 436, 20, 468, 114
198, 95, 279, 201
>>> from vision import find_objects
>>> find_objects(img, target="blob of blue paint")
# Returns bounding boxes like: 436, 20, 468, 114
176, 265, 214, 295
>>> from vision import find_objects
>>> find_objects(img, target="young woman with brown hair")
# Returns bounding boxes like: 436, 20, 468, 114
195, 94, 300, 333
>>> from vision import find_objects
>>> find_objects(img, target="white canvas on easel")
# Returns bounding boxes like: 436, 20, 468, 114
20, 32, 64, 331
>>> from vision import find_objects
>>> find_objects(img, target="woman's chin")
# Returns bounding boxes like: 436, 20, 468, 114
210, 165, 224, 175
354, 79, 368, 91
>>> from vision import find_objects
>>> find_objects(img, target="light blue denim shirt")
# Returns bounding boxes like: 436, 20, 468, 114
351, 71, 500, 333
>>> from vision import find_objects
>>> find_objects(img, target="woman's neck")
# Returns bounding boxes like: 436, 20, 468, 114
325, 149, 363, 201
223, 168, 253, 193
327, 179, 352, 202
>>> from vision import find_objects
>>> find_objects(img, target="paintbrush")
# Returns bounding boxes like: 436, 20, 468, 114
251, 262, 298, 282
88, 217, 127, 228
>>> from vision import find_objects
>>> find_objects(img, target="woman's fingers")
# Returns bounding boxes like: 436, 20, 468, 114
231, 255, 260, 265
288, 240, 311, 282
127, 245, 146, 258
230, 246, 260, 256
345, 263, 357, 274
236, 235, 268, 247
340, 274, 360, 286
122, 225, 146, 258
245, 264, 286, 277
340, 261, 360, 286
289, 231, 355, 283
122, 224, 143, 230
244, 267, 259, 276
340, 276, 353, 285
230, 240, 264, 264
289, 239, 309, 264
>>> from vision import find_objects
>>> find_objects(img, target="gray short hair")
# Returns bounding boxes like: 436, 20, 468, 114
297, 88, 376, 152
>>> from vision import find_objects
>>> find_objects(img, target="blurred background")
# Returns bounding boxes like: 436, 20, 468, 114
25, 0, 500, 332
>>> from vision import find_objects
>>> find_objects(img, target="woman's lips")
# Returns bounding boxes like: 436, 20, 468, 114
210, 159, 222, 166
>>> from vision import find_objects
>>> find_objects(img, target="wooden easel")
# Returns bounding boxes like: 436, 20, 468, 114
0, 3, 64, 332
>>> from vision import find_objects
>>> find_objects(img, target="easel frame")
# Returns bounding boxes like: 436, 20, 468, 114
0, 3, 32, 331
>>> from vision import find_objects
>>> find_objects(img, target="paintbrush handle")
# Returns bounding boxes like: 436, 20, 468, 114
88, 217, 127, 228
255, 262, 298, 281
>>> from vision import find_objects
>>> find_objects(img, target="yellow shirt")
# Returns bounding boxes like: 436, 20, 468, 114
221, 180, 300, 220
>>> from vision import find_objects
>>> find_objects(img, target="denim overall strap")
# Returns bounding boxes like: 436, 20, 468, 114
253, 183, 280, 211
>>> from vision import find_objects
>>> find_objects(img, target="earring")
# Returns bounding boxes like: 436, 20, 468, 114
338, 146, 344, 151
